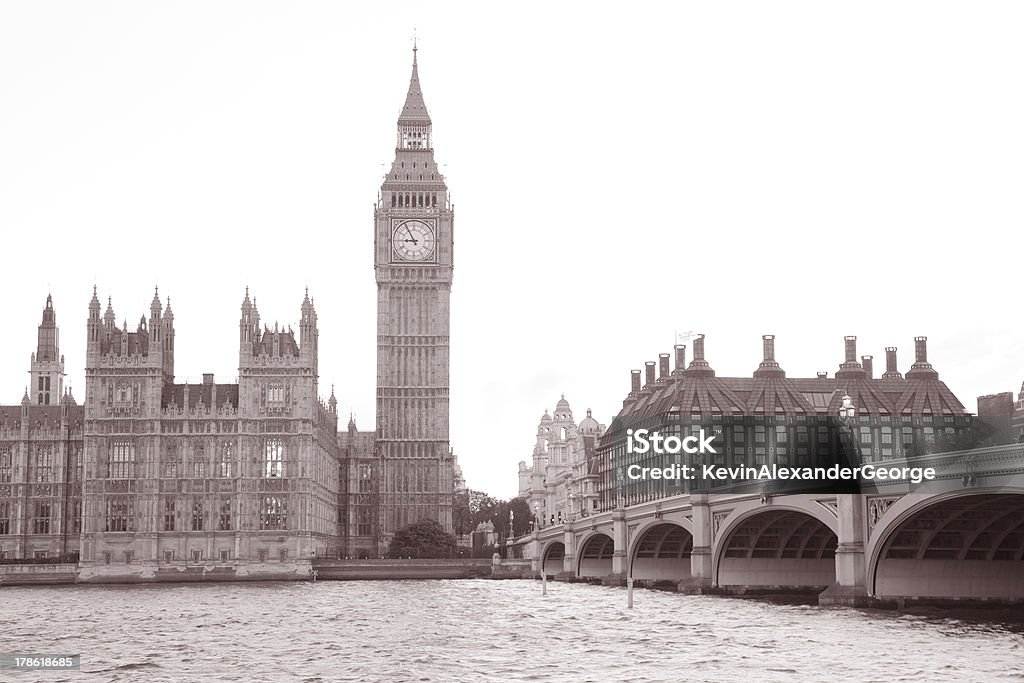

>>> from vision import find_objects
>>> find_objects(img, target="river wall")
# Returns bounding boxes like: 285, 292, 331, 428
0, 558, 535, 586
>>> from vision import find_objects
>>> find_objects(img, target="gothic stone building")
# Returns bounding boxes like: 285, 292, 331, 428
76, 287, 340, 578
0, 48, 456, 572
0, 296, 84, 562
518, 396, 606, 528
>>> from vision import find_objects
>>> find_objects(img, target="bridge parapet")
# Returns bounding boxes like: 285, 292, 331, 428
869, 443, 1024, 492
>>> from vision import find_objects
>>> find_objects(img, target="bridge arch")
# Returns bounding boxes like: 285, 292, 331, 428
628, 521, 694, 582
713, 503, 838, 590
540, 541, 564, 577
577, 532, 614, 578
867, 489, 1024, 600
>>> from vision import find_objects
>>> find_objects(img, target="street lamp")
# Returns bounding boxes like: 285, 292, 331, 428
566, 479, 577, 522
838, 394, 856, 421
837, 393, 860, 471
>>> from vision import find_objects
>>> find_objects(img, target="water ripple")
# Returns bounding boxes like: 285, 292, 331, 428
0, 581, 1021, 682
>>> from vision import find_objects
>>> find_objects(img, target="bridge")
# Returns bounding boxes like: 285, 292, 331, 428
521, 443, 1024, 606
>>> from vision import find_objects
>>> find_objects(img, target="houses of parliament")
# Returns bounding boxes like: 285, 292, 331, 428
0, 48, 456, 578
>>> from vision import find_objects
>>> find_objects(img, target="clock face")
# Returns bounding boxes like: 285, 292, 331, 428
392, 219, 436, 262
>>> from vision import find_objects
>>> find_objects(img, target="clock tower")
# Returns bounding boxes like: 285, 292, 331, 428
374, 45, 454, 544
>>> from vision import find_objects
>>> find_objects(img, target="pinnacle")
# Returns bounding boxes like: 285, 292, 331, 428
399, 45, 431, 124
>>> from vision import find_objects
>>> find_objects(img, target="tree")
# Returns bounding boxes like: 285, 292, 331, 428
509, 497, 532, 537
452, 489, 472, 537
468, 489, 500, 528
387, 519, 458, 559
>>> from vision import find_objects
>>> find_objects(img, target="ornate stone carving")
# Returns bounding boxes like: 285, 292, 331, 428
867, 496, 900, 531
712, 511, 730, 539
814, 499, 839, 518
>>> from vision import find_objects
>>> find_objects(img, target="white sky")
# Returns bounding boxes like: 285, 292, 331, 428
1, 2, 1022, 499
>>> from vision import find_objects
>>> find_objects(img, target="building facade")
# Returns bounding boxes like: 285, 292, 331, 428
0, 298, 83, 562
518, 396, 606, 529
595, 334, 974, 511
74, 288, 341, 578
977, 383, 1024, 444
0, 48, 458, 570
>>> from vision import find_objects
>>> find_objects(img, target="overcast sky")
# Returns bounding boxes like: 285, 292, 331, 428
1, 2, 1022, 499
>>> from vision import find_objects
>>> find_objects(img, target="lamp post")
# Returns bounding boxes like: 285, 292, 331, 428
837, 393, 858, 470
566, 479, 577, 523
838, 394, 856, 422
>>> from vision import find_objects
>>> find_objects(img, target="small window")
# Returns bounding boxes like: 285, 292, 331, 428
103, 551, 112, 565
220, 549, 229, 563
775, 426, 788, 443
191, 549, 201, 563
124, 550, 133, 564
258, 549, 268, 563
34, 550, 47, 559
164, 550, 173, 564
279, 548, 288, 562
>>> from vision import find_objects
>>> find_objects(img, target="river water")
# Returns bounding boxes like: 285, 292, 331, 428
1, 580, 1022, 682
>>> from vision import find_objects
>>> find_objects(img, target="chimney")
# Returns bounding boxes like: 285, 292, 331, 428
816, 371, 828, 379
754, 334, 784, 378
883, 347, 902, 378
837, 335, 866, 378
906, 336, 938, 379
693, 334, 705, 361
685, 333, 715, 377
844, 336, 857, 364
630, 370, 641, 395
673, 345, 686, 374
658, 353, 670, 380
203, 373, 214, 385
861, 355, 873, 379
644, 361, 656, 388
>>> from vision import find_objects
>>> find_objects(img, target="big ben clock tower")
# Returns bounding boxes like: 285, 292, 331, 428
374, 44, 454, 546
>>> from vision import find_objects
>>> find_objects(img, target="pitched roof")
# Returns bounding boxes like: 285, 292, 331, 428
612, 336, 970, 430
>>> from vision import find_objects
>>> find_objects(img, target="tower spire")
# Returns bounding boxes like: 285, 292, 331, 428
399, 42, 431, 125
